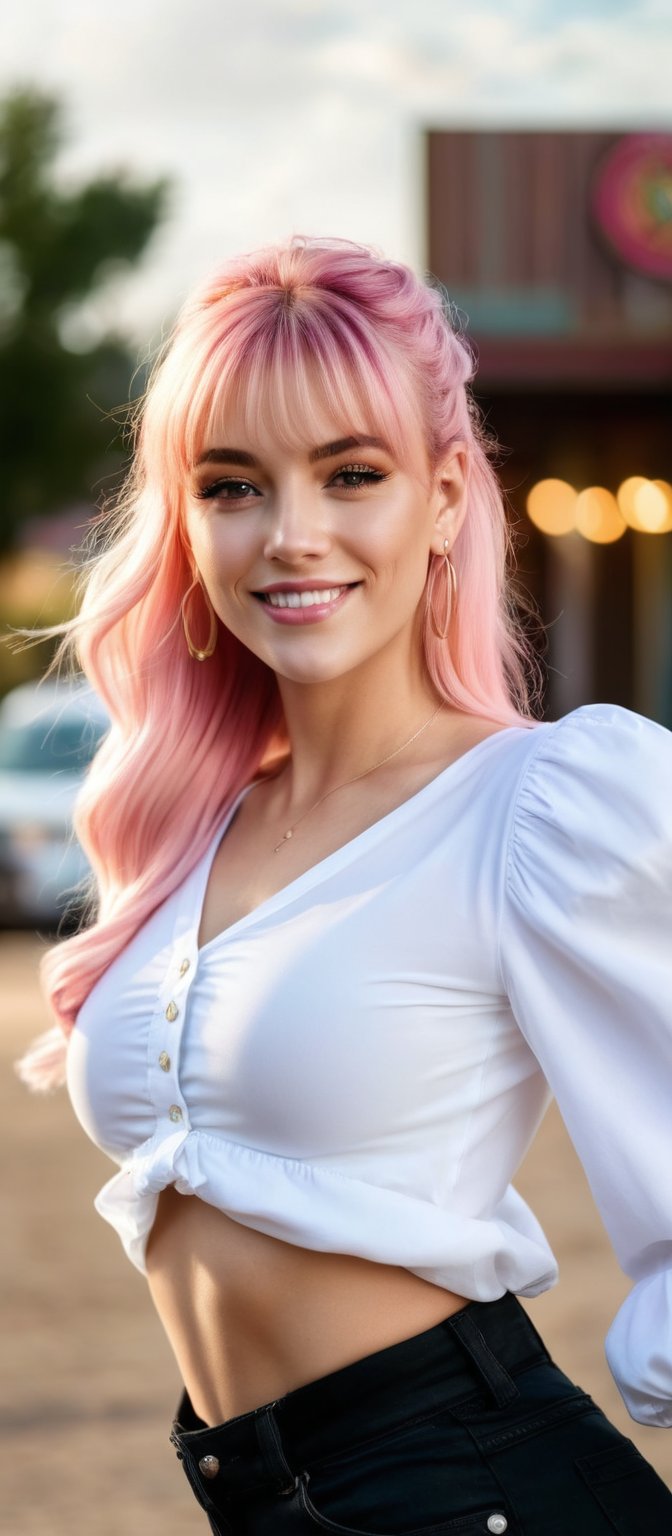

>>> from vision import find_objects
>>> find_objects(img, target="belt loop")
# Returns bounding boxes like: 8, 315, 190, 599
255, 1406, 299, 1495
446, 1308, 519, 1407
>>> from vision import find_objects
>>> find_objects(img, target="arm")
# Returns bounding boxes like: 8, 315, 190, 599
498, 703, 672, 1426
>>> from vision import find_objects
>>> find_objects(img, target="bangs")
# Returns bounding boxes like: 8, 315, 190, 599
169, 295, 429, 480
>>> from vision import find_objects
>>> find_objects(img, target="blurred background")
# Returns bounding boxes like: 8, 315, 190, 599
2, 1, 671, 1530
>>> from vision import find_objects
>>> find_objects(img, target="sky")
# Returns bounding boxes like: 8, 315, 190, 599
3, 0, 672, 352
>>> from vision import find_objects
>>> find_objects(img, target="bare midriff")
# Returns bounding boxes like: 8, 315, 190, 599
145, 1187, 469, 1427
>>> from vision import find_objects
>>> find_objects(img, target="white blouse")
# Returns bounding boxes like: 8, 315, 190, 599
66, 702, 672, 1427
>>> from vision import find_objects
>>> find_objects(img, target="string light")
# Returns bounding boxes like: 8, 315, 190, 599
526, 477, 672, 541
526, 479, 577, 536
574, 488, 626, 544
617, 477, 651, 531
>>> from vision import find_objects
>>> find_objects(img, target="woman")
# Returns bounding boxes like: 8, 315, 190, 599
19, 236, 672, 1533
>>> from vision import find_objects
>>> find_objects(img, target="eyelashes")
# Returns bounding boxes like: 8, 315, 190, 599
195, 464, 389, 503
195, 480, 254, 502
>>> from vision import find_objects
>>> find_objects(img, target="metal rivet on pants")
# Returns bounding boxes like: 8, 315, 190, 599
277, 1474, 300, 1496
487, 1516, 508, 1535
198, 1454, 220, 1479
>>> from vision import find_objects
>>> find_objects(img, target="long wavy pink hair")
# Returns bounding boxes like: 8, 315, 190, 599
17, 234, 543, 1092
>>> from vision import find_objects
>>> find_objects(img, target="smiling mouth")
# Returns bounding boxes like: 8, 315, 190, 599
254, 583, 361, 609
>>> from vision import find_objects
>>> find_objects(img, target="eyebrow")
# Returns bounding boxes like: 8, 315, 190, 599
193, 436, 390, 470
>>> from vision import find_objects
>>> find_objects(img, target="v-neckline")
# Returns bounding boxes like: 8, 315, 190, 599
192, 724, 530, 958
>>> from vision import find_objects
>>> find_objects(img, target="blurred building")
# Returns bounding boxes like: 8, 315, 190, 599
426, 130, 672, 724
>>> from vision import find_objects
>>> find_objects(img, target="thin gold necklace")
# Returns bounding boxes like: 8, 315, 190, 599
272, 701, 446, 853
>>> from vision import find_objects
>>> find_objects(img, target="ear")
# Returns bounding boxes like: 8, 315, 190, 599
429, 442, 468, 557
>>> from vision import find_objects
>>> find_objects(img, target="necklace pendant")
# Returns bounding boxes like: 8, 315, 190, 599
273, 828, 293, 853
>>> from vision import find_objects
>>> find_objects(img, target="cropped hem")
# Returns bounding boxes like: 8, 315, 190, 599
93, 1128, 559, 1300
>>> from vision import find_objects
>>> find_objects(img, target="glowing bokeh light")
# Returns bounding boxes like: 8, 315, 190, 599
650, 480, 672, 533
574, 487, 627, 543
617, 476, 651, 530
527, 476, 672, 539
632, 480, 670, 532
526, 479, 577, 536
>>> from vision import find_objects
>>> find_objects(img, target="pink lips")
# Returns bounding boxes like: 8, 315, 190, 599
256, 585, 358, 625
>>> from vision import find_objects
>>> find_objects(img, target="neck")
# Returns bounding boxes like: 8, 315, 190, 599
270, 656, 445, 811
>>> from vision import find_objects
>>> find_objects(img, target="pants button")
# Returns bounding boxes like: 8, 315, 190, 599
199, 1454, 220, 1478
487, 1517, 508, 1534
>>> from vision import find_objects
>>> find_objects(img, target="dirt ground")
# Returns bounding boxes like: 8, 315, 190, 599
3, 931, 671, 1534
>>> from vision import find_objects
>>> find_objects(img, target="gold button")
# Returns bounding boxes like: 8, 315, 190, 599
165, 1001, 179, 1022
168, 1105, 182, 1123
159, 1052, 171, 1072
198, 1454, 219, 1479
179, 958, 190, 976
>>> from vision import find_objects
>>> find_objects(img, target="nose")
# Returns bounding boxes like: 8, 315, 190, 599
262, 486, 332, 564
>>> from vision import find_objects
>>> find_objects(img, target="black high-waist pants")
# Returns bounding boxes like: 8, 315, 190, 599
170, 1291, 672, 1535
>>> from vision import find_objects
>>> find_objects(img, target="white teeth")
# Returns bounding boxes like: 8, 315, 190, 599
264, 587, 347, 608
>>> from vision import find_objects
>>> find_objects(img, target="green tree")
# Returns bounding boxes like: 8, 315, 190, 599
0, 86, 171, 551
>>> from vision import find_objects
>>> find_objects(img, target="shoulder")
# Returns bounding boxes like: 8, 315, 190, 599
514, 701, 672, 823
506, 702, 672, 902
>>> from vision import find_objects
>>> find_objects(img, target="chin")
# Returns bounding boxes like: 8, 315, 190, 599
266, 647, 367, 687
273, 662, 357, 687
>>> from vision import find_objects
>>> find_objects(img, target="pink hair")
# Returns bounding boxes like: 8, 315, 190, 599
17, 235, 543, 1092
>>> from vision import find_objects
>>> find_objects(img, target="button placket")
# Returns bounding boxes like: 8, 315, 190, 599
148, 940, 197, 1127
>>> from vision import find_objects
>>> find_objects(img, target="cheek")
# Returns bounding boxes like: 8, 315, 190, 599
369, 498, 431, 588
187, 515, 252, 592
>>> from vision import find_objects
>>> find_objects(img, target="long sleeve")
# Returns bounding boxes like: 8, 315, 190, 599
498, 703, 672, 1426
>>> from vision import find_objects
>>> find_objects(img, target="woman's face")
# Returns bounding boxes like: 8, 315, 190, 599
183, 400, 466, 689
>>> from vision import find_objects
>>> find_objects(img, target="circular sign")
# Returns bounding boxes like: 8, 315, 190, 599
592, 133, 672, 283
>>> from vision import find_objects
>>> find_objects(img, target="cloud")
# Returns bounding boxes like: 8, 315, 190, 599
2, 0, 671, 343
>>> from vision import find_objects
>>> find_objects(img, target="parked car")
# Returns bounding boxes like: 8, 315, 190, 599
0, 681, 109, 929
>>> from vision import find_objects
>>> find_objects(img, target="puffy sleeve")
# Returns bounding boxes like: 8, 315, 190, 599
498, 702, 672, 1427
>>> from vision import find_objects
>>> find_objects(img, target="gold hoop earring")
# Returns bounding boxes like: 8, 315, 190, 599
428, 539, 458, 641
181, 578, 217, 660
